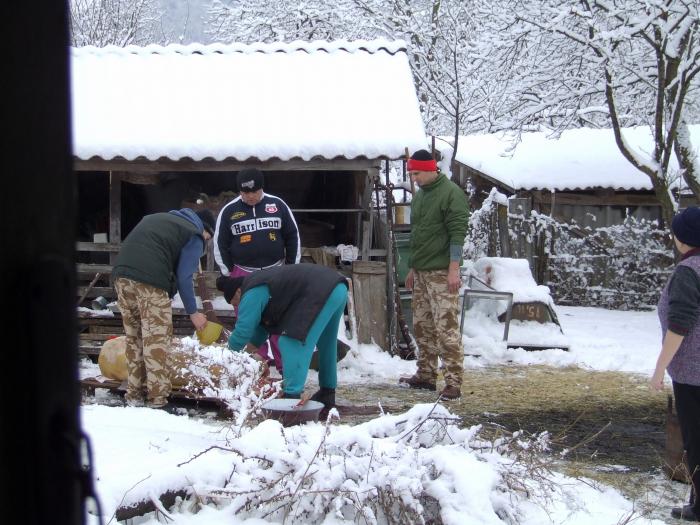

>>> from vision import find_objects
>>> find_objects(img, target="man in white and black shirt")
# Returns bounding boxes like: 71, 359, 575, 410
214, 168, 300, 372
214, 168, 300, 273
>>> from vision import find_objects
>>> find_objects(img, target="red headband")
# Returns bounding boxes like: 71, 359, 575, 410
407, 158, 438, 172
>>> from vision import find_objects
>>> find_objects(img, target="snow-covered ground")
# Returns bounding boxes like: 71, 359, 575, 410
80, 304, 672, 525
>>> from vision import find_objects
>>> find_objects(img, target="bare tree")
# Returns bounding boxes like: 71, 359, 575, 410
205, 0, 494, 160
206, 0, 364, 43
352, 0, 493, 165
69, 0, 163, 47
482, 0, 700, 226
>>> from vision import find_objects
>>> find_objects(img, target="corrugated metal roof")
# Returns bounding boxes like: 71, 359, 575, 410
437, 126, 699, 192
71, 40, 428, 163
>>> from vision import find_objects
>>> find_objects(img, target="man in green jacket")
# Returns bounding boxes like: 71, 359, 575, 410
399, 149, 469, 400
112, 208, 216, 409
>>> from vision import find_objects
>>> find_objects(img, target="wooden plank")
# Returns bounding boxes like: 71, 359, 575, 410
78, 310, 235, 323
78, 317, 119, 326
80, 376, 225, 403
508, 197, 534, 271
80, 377, 229, 422
78, 346, 101, 359
77, 263, 113, 275
361, 220, 371, 260
75, 267, 229, 304
77, 273, 104, 306
351, 261, 388, 350
497, 203, 511, 257
80, 333, 120, 341
83, 325, 126, 335
76, 286, 116, 299
76, 242, 120, 253
532, 191, 661, 207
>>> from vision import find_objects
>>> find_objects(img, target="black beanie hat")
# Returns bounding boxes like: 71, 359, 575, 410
672, 206, 700, 248
216, 275, 245, 303
195, 209, 216, 236
237, 168, 264, 193
410, 149, 434, 161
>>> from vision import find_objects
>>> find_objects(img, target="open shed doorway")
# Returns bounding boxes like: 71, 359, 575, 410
76, 169, 367, 265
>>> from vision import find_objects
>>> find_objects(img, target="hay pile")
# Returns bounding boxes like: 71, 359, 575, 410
338, 365, 668, 470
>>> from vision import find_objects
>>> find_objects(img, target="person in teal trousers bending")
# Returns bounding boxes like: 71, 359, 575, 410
217, 263, 348, 410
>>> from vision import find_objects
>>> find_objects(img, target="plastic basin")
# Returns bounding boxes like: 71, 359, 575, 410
196, 321, 224, 345
261, 398, 324, 426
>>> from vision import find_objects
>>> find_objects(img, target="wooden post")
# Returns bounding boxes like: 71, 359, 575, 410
497, 203, 511, 257
383, 161, 398, 355
508, 197, 534, 271
345, 277, 358, 343
405, 147, 415, 194
109, 171, 123, 267
351, 261, 388, 351
360, 171, 374, 260
204, 236, 215, 271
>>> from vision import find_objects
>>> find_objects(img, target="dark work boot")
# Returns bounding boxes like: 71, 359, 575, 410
399, 375, 437, 391
439, 384, 462, 400
671, 504, 699, 521
310, 387, 336, 409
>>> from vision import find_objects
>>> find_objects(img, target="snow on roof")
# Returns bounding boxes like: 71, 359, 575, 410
70, 40, 428, 163
441, 125, 699, 192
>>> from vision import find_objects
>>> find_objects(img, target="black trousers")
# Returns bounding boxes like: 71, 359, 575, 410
673, 381, 700, 510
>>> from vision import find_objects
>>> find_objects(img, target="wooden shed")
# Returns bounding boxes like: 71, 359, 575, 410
71, 40, 427, 354
441, 126, 699, 229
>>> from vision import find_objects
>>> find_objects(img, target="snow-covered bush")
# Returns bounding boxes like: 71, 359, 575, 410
176, 337, 279, 431
463, 188, 509, 262
464, 194, 674, 310
547, 216, 674, 310
186, 403, 559, 525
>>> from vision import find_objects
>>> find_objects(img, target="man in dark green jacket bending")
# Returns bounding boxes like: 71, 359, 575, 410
112, 208, 216, 409
399, 149, 469, 400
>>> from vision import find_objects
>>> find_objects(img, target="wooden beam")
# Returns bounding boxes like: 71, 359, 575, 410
74, 157, 381, 173
532, 191, 660, 207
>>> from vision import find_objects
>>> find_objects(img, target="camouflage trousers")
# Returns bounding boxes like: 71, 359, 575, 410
114, 277, 173, 406
412, 269, 463, 388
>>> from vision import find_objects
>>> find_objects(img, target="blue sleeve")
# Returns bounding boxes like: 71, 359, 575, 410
176, 236, 204, 315
228, 286, 271, 351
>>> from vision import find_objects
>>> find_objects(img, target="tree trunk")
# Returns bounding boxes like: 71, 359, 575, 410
674, 121, 700, 198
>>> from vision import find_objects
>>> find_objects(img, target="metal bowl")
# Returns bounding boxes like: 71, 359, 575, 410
261, 398, 324, 426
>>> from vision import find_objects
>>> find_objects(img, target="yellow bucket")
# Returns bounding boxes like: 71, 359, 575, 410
196, 321, 224, 345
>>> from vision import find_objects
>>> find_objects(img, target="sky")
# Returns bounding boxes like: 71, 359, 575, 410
79, 281, 675, 524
